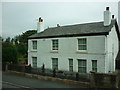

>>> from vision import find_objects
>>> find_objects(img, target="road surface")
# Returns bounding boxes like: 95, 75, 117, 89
2, 72, 85, 89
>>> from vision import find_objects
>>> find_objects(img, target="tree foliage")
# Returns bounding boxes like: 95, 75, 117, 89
16, 43, 27, 56
16, 30, 37, 44
5, 37, 11, 42
2, 30, 37, 64
2, 42, 18, 63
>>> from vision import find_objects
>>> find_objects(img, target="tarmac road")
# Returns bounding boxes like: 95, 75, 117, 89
2, 72, 85, 89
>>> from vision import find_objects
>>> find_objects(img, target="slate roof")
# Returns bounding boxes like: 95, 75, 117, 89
28, 19, 116, 39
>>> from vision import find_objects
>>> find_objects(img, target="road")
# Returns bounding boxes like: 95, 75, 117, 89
2, 72, 85, 89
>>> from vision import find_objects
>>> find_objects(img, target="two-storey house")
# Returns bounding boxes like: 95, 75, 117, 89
28, 7, 120, 73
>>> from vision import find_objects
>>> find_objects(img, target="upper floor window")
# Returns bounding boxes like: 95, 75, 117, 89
78, 38, 87, 50
52, 40, 58, 50
32, 41, 37, 50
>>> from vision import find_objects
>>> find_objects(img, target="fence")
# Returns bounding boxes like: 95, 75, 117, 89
2, 63, 120, 88
3, 63, 90, 82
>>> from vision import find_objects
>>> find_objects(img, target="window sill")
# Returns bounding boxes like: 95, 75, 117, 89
76, 50, 88, 54
50, 50, 59, 53
31, 50, 37, 52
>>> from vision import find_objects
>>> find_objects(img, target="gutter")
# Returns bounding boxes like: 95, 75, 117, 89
28, 32, 109, 39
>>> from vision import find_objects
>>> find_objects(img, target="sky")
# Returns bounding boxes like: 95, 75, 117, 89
1, 1, 120, 39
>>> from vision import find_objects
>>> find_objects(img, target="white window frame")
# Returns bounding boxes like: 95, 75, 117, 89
52, 39, 59, 51
52, 58, 58, 70
69, 59, 73, 72
32, 57, 37, 68
78, 59, 87, 73
92, 60, 97, 72
77, 38, 87, 52
32, 40, 37, 50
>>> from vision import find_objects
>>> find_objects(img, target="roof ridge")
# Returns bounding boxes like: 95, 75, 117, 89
47, 20, 104, 30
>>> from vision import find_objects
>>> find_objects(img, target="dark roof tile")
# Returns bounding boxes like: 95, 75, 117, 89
28, 19, 116, 39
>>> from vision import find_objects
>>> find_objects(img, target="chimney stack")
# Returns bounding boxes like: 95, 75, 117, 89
39, 17, 43, 22
37, 17, 44, 33
106, 7, 109, 10
112, 15, 115, 19
57, 24, 60, 27
104, 7, 111, 26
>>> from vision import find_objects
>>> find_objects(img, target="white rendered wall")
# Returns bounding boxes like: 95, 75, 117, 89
28, 35, 107, 73
105, 26, 119, 73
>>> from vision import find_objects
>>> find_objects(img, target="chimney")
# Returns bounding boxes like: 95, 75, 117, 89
37, 17, 44, 33
106, 7, 109, 10
104, 7, 111, 26
112, 15, 115, 19
57, 24, 60, 27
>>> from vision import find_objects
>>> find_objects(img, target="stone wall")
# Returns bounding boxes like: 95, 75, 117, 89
90, 71, 120, 89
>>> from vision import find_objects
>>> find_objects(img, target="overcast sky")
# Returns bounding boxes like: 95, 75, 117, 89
2, 2, 119, 38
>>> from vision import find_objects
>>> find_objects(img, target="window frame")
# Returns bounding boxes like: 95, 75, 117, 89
92, 60, 97, 72
52, 58, 58, 70
78, 59, 87, 73
32, 40, 37, 50
32, 57, 37, 68
77, 38, 87, 51
52, 39, 59, 51
69, 59, 73, 72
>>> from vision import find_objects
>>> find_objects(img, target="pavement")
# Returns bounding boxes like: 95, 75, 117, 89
2, 71, 88, 88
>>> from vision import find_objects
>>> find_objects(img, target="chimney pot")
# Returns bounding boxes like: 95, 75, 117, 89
57, 24, 60, 27
39, 17, 41, 22
39, 17, 43, 22
112, 15, 114, 19
106, 7, 109, 10
41, 19, 43, 22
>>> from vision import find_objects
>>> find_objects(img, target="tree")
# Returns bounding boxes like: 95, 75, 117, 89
14, 30, 37, 55
2, 42, 18, 63
2, 30, 37, 64
5, 37, 11, 42
0, 36, 3, 41
11, 38, 14, 44
16, 43, 27, 56
18, 30, 37, 44
13, 30, 37, 64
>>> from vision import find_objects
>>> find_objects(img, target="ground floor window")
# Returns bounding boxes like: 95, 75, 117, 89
78, 59, 87, 73
32, 57, 37, 68
52, 58, 58, 70
92, 60, 97, 72
69, 59, 73, 72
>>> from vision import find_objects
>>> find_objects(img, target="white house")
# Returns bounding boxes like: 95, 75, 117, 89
28, 7, 120, 73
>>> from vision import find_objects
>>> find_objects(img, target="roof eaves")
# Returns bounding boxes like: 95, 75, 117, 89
115, 20, 120, 41
28, 32, 109, 39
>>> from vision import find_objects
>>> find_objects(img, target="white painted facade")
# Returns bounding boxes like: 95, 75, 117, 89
105, 25, 119, 73
28, 30, 119, 73
28, 7, 119, 73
